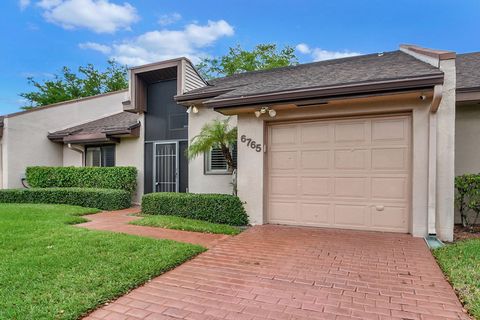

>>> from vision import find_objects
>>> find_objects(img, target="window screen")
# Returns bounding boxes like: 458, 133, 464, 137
85, 145, 115, 167
205, 143, 237, 174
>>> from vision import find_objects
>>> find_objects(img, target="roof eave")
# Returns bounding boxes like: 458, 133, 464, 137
48, 122, 141, 144
206, 75, 444, 109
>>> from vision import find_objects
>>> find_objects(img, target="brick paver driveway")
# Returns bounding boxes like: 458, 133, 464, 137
87, 225, 470, 320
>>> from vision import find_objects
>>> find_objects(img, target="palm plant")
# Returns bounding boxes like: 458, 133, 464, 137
188, 118, 238, 193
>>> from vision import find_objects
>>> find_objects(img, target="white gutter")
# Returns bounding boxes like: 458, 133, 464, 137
67, 143, 85, 166
427, 84, 443, 235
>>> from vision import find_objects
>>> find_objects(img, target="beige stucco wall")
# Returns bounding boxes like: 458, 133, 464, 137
236, 94, 435, 237
454, 103, 480, 223
455, 104, 480, 176
188, 107, 237, 194
2, 91, 127, 189
63, 146, 84, 166
435, 59, 456, 241
115, 114, 145, 203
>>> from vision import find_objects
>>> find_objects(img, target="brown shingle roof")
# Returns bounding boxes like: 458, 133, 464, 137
179, 51, 443, 105
48, 112, 140, 142
457, 52, 480, 91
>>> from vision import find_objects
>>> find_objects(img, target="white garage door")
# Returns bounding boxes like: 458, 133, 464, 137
267, 114, 411, 233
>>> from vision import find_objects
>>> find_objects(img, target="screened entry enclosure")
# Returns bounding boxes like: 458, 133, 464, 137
148, 141, 188, 193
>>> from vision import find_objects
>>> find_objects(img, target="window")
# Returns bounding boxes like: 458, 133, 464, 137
85, 145, 115, 167
205, 143, 237, 174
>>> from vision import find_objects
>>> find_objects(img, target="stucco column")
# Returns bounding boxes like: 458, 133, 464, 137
436, 59, 456, 241
237, 114, 265, 225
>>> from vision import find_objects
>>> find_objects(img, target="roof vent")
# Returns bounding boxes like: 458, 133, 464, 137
377, 52, 384, 57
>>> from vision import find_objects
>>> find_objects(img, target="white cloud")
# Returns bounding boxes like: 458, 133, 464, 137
79, 42, 112, 54
296, 43, 361, 61
158, 12, 181, 26
81, 20, 234, 66
19, 0, 31, 10
295, 43, 311, 54
37, 0, 139, 33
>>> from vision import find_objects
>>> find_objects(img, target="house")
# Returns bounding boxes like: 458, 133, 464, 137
1, 44, 479, 242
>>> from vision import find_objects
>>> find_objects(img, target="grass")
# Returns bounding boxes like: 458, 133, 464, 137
433, 239, 480, 318
0, 203, 205, 320
131, 214, 242, 235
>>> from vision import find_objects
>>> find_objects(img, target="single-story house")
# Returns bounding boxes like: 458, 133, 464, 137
1, 44, 479, 242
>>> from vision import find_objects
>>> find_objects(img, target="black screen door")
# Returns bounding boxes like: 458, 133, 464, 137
154, 142, 178, 192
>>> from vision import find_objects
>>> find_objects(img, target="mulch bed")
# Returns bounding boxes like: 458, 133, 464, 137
454, 224, 480, 241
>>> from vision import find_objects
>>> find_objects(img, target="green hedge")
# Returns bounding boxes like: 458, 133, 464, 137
0, 188, 131, 211
26, 167, 137, 194
142, 193, 248, 226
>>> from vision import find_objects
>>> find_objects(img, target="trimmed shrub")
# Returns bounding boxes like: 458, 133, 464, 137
142, 193, 248, 226
0, 188, 131, 211
456, 173, 480, 228
26, 166, 137, 194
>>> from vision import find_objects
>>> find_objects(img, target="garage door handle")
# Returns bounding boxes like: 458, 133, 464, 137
375, 205, 385, 211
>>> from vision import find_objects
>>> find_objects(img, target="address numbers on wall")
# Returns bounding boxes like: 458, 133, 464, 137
240, 135, 262, 152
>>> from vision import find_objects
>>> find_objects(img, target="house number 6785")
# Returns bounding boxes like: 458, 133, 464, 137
240, 135, 262, 152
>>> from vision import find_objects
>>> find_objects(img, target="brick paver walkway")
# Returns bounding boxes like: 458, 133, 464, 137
85, 225, 470, 320
77, 207, 230, 248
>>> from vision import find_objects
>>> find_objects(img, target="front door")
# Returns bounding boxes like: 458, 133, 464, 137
154, 142, 178, 192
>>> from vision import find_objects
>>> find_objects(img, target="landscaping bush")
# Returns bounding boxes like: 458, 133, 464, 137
26, 166, 137, 194
142, 193, 248, 226
455, 173, 480, 228
0, 188, 131, 211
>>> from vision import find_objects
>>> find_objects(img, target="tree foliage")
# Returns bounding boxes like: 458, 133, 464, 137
187, 118, 237, 171
20, 60, 128, 110
197, 43, 298, 79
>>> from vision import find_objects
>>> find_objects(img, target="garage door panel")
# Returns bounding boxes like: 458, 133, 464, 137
301, 203, 330, 224
334, 121, 367, 142
371, 177, 407, 200
300, 177, 330, 196
270, 176, 298, 196
334, 149, 368, 170
371, 206, 408, 231
267, 115, 410, 233
371, 148, 408, 170
372, 118, 407, 143
334, 177, 369, 199
301, 123, 330, 144
270, 151, 297, 170
301, 150, 330, 169
269, 201, 298, 223
333, 204, 368, 227
270, 126, 297, 146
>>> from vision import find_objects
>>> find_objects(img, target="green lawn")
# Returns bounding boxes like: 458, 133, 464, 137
433, 239, 480, 318
0, 203, 205, 320
131, 214, 242, 235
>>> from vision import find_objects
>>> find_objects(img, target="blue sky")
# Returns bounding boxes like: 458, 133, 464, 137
0, 0, 479, 114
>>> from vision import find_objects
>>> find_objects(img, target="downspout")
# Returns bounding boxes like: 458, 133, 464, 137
67, 143, 85, 166
425, 85, 444, 249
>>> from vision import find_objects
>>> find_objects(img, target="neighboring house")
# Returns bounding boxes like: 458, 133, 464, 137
1, 44, 479, 241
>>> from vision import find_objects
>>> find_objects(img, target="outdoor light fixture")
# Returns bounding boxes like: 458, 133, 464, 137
186, 106, 199, 114
254, 106, 277, 118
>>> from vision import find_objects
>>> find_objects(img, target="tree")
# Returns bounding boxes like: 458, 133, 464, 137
187, 118, 237, 194
197, 43, 298, 79
20, 60, 128, 110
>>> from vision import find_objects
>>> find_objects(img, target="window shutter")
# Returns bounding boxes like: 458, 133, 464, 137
206, 143, 237, 173
210, 148, 228, 170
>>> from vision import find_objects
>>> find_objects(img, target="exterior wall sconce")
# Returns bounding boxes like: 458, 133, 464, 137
255, 107, 276, 118
186, 106, 199, 114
